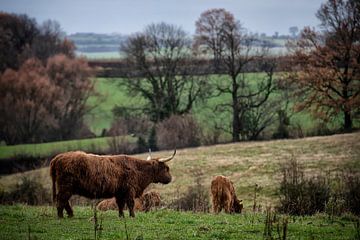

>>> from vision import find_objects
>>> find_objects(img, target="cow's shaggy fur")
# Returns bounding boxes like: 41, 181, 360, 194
211, 175, 243, 214
97, 191, 161, 212
50, 151, 173, 218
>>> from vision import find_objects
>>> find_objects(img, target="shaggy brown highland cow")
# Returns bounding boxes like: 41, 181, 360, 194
97, 191, 161, 212
50, 150, 175, 218
211, 175, 243, 214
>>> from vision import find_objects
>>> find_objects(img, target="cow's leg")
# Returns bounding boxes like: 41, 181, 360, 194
126, 197, 135, 217
116, 197, 126, 218
212, 197, 220, 214
56, 202, 64, 218
64, 200, 74, 217
224, 199, 232, 214
56, 187, 73, 218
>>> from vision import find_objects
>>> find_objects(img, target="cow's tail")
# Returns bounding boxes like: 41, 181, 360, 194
49, 158, 57, 204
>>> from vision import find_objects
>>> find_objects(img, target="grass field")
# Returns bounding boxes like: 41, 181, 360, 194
0, 133, 359, 239
0, 205, 358, 240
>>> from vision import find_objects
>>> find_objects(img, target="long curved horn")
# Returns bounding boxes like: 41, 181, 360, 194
159, 149, 176, 163
146, 148, 152, 161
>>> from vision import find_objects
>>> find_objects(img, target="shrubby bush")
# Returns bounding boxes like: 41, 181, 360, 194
278, 156, 360, 216
156, 114, 201, 150
341, 171, 360, 216
107, 115, 153, 154
0, 177, 51, 205
277, 156, 330, 215
169, 171, 210, 212
107, 136, 136, 154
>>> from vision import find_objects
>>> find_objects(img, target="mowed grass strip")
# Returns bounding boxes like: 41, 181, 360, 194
0, 136, 136, 159
0, 205, 357, 240
0, 137, 111, 159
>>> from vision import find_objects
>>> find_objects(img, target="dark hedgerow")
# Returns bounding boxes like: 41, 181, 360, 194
342, 171, 360, 216
0, 176, 51, 205
169, 170, 210, 212
277, 156, 330, 215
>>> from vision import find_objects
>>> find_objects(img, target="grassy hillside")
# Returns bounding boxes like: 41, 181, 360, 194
1, 132, 359, 208
0, 205, 357, 240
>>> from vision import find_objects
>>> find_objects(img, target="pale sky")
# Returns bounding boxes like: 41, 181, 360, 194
0, 0, 326, 35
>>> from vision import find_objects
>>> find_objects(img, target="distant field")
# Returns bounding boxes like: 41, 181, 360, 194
1, 132, 359, 208
0, 205, 357, 240
77, 51, 122, 59
85, 78, 146, 136
85, 75, 335, 138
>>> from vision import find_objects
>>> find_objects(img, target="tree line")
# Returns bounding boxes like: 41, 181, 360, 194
0, 0, 359, 147
0, 12, 95, 144
114, 1, 359, 148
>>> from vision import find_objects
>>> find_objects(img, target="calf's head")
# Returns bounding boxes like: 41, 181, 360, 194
233, 199, 243, 213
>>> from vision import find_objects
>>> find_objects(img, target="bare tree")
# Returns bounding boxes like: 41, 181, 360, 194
0, 55, 95, 144
46, 54, 95, 140
289, 26, 299, 38
32, 20, 75, 63
194, 8, 234, 72
0, 13, 75, 73
0, 13, 38, 72
0, 58, 58, 144
286, 0, 360, 131
120, 22, 209, 122
195, 9, 275, 142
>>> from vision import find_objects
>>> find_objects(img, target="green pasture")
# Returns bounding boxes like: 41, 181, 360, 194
86, 74, 325, 137
0, 133, 359, 239
0, 205, 358, 240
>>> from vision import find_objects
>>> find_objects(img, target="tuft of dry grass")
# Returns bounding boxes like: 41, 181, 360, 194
1, 132, 359, 209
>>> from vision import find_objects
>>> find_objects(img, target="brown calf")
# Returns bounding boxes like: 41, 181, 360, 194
97, 191, 161, 212
211, 175, 243, 214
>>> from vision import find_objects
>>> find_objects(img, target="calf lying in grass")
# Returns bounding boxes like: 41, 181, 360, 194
97, 191, 161, 212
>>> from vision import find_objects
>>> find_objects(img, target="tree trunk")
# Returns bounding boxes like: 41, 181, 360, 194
232, 76, 240, 142
232, 107, 240, 142
344, 110, 352, 132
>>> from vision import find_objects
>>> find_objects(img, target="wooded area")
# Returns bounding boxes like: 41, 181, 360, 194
0, 0, 359, 148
